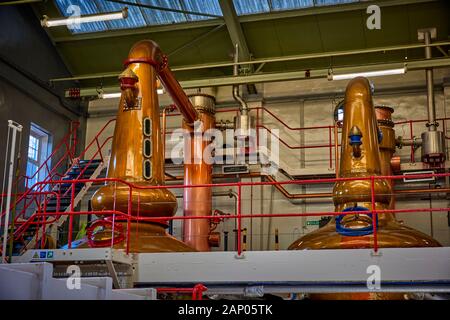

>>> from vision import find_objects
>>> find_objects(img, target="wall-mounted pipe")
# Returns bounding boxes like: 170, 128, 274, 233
424, 30, 437, 132
232, 44, 254, 139
418, 28, 446, 166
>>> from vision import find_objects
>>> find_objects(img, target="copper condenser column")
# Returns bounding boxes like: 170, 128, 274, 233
375, 106, 397, 212
89, 40, 193, 252
183, 94, 216, 251
288, 77, 440, 300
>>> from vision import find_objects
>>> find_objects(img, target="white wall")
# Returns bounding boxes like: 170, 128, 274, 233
84, 69, 450, 250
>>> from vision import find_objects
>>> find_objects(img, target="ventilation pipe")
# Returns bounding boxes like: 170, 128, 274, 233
233, 44, 254, 139
418, 28, 446, 166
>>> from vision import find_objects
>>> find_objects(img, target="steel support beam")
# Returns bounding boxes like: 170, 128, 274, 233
52, 41, 450, 83
167, 24, 226, 57
218, 0, 251, 64
65, 57, 450, 97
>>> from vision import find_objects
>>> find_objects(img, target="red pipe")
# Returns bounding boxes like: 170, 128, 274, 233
370, 176, 378, 252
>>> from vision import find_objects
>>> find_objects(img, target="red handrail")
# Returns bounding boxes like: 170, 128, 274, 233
0, 121, 80, 221
13, 171, 450, 255
157, 284, 207, 300
1, 119, 116, 252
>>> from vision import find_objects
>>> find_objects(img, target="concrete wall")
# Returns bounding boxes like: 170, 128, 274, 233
0, 6, 83, 194
85, 69, 450, 250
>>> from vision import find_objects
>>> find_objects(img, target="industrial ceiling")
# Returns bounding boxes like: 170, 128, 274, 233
30, 0, 450, 90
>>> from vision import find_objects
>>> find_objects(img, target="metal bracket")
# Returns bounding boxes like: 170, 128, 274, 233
418, 28, 437, 41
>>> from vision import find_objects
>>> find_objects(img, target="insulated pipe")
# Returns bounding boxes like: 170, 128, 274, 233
424, 31, 437, 131
232, 44, 248, 116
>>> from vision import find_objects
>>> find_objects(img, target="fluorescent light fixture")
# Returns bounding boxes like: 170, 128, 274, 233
99, 92, 121, 99
329, 67, 406, 81
157, 88, 165, 95
41, 7, 128, 28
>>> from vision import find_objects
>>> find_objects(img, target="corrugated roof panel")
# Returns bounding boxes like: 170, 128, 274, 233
94, 0, 147, 30
55, 0, 362, 34
183, 0, 223, 21
233, 0, 270, 15
270, 0, 314, 11
138, 0, 187, 25
55, 0, 108, 33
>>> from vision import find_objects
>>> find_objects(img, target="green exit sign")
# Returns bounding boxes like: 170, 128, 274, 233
306, 220, 320, 226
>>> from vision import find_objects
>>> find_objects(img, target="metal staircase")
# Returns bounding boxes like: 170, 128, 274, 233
19, 158, 108, 253
0, 120, 115, 259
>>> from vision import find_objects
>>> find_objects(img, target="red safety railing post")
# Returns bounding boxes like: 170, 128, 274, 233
68, 182, 75, 249
370, 175, 378, 253
328, 126, 332, 169
126, 185, 132, 254
409, 121, 415, 163
237, 183, 242, 256
192, 284, 207, 300
40, 194, 46, 249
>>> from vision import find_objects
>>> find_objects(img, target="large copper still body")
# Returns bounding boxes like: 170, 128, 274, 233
89, 40, 197, 252
288, 77, 440, 299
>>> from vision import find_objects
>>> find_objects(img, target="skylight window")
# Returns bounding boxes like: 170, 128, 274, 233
54, 0, 360, 34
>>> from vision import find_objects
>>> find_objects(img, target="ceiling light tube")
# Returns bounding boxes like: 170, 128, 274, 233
99, 92, 121, 99
41, 7, 128, 28
329, 67, 406, 81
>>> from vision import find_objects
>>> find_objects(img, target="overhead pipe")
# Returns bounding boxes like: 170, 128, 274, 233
232, 43, 255, 141
232, 44, 249, 117
155, 53, 198, 125
52, 40, 450, 82
424, 30, 437, 132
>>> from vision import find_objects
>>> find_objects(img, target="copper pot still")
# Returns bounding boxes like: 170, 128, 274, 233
88, 40, 194, 253
288, 77, 440, 300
